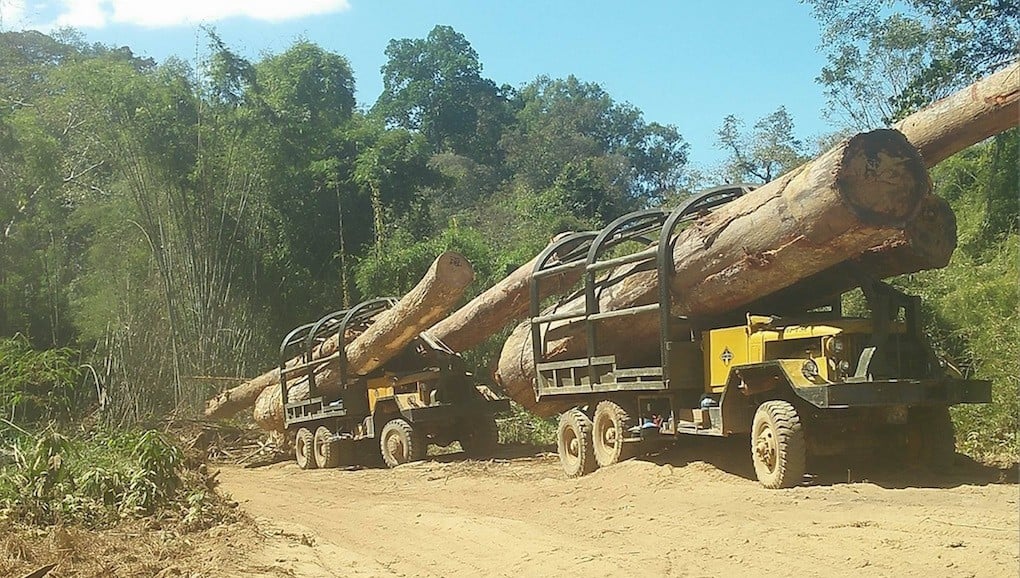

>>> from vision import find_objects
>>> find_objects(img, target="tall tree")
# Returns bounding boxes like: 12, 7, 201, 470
373, 25, 512, 164
807, 0, 1019, 126
716, 106, 809, 183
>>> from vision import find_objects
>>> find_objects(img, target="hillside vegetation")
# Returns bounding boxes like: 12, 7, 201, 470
0, 6, 1016, 474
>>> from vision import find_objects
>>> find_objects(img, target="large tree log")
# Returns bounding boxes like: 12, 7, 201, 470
425, 233, 587, 352
205, 252, 472, 423
253, 251, 474, 431
894, 62, 1019, 167
745, 192, 957, 314
757, 63, 1020, 312
496, 129, 930, 415
204, 328, 353, 420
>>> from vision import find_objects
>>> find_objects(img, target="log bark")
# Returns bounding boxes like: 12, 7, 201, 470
895, 62, 1019, 167
204, 327, 355, 420
496, 129, 931, 416
205, 252, 473, 424
746, 193, 956, 313
425, 233, 588, 352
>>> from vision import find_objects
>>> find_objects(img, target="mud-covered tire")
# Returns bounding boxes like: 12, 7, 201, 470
557, 409, 596, 478
313, 426, 341, 469
295, 427, 317, 470
460, 416, 499, 457
592, 401, 634, 468
907, 406, 956, 469
380, 418, 425, 468
751, 401, 806, 489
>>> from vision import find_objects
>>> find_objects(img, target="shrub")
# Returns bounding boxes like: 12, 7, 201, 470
0, 335, 88, 424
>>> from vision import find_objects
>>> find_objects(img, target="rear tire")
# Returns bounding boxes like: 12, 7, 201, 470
295, 427, 317, 470
751, 401, 806, 489
314, 426, 341, 468
380, 418, 425, 468
592, 401, 634, 468
557, 409, 596, 478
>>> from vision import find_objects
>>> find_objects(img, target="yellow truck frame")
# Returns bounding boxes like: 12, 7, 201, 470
529, 186, 990, 488
280, 298, 509, 470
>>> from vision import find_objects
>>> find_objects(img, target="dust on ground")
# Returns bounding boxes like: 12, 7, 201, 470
211, 438, 1018, 578
4, 438, 1016, 577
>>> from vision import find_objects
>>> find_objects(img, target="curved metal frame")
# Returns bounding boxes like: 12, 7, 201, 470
278, 297, 397, 406
528, 184, 754, 397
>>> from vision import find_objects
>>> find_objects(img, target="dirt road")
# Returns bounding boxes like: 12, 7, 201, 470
215, 441, 1018, 577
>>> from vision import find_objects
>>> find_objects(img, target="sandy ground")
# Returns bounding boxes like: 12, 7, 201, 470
211, 439, 1019, 578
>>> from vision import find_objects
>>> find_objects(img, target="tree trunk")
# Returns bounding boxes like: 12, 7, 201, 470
204, 252, 473, 423
425, 233, 588, 352
894, 62, 1019, 167
204, 328, 350, 420
745, 193, 957, 314
251, 251, 474, 431
496, 129, 931, 415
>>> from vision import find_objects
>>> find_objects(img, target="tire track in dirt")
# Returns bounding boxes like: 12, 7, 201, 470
215, 444, 1018, 577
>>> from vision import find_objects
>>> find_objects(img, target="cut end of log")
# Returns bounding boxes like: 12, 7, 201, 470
433, 251, 475, 291
837, 129, 931, 226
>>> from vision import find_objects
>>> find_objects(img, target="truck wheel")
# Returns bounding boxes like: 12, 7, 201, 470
314, 426, 341, 469
557, 409, 596, 478
751, 401, 806, 489
460, 416, 499, 457
295, 427, 318, 470
592, 401, 633, 468
380, 418, 425, 468
907, 406, 956, 469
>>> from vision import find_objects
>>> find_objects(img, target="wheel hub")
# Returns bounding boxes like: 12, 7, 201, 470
755, 428, 777, 470
386, 435, 405, 461
603, 426, 617, 447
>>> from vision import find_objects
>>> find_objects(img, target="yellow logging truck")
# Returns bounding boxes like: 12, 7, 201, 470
529, 186, 990, 488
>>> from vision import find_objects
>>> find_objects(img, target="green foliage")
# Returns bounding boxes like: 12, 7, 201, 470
354, 225, 499, 299
0, 336, 85, 424
716, 106, 810, 183
374, 25, 512, 164
496, 402, 557, 447
807, 0, 1019, 125
0, 427, 222, 529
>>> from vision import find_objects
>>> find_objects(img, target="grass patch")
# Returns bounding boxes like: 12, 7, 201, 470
497, 402, 557, 447
0, 425, 232, 530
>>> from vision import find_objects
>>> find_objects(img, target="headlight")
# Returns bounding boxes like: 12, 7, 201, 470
801, 359, 819, 379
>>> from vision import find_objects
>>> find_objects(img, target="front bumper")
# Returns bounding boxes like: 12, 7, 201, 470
793, 378, 991, 409
401, 397, 511, 422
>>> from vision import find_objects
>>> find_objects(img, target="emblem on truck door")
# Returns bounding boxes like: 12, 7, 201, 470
721, 347, 733, 366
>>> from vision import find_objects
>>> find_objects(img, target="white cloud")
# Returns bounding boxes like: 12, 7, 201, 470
47, 0, 351, 29
0, 0, 28, 28
54, 0, 105, 28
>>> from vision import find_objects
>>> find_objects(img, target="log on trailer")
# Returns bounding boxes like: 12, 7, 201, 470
253, 251, 474, 431
496, 64, 1020, 416
425, 233, 589, 352
496, 129, 931, 415
894, 61, 1019, 167
748, 192, 957, 314
758, 62, 1019, 313
204, 251, 473, 426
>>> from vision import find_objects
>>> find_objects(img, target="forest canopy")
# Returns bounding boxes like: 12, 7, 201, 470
0, 16, 1015, 459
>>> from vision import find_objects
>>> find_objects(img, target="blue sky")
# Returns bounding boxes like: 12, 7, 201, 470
2, 0, 836, 169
